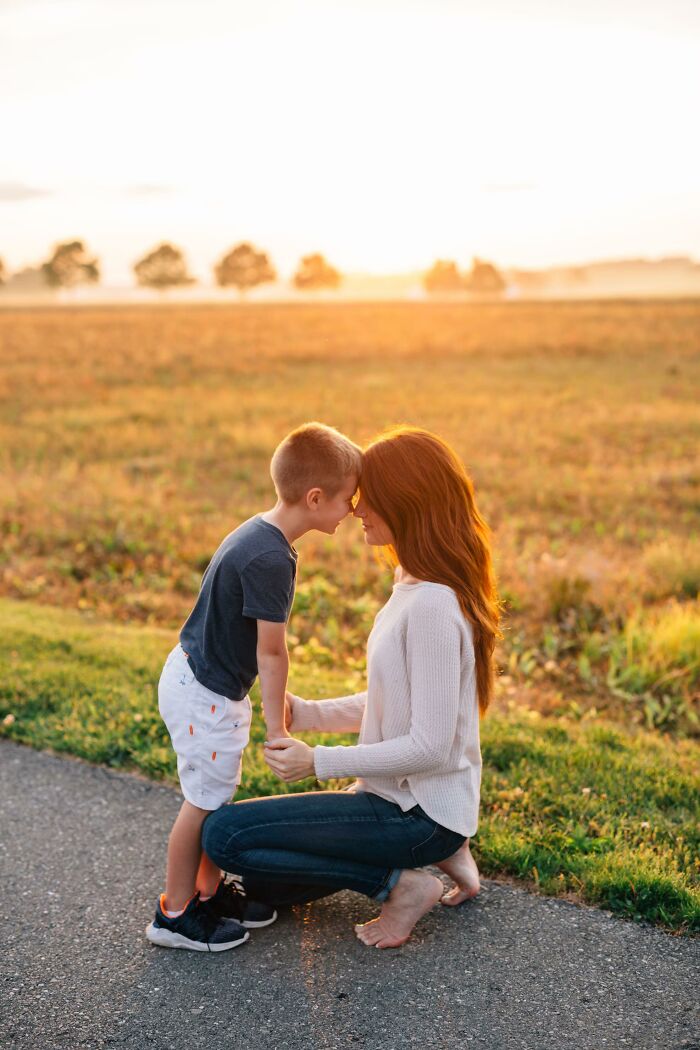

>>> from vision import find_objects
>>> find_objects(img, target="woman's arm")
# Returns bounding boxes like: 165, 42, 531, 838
289, 691, 367, 734
313, 605, 471, 780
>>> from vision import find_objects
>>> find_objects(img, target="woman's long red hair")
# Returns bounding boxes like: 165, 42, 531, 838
361, 426, 501, 715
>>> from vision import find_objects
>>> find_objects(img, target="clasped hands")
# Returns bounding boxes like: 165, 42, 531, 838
263, 691, 315, 782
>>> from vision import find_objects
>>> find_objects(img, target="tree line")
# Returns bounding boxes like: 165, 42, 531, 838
0, 240, 506, 296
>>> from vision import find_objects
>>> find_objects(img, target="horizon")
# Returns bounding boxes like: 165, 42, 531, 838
3, 249, 698, 293
2, 0, 700, 281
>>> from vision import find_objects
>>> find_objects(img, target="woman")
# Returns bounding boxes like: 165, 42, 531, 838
202, 426, 500, 948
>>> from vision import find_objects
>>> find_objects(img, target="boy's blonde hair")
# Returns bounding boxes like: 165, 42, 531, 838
270, 422, 362, 504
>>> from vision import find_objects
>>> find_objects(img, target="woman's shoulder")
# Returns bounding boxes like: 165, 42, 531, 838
394, 580, 457, 598
394, 581, 466, 618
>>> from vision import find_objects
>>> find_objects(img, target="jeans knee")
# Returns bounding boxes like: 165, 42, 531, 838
201, 808, 234, 866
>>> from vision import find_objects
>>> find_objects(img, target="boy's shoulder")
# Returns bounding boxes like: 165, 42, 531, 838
214, 515, 297, 573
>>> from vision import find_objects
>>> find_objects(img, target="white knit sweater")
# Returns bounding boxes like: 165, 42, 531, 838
290, 581, 481, 837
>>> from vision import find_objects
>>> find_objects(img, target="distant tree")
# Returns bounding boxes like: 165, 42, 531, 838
133, 243, 195, 291
293, 253, 341, 291
564, 267, 587, 285
41, 240, 100, 289
0, 258, 5, 286
464, 257, 506, 295
511, 269, 547, 292
5, 267, 46, 293
214, 242, 276, 296
423, 259, 463, 293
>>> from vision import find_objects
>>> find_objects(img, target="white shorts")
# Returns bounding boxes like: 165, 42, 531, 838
158, 644, 253, 811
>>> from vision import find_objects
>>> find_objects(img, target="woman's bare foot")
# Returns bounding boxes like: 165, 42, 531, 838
354, 869, 444, 948
436, 841, 480, 906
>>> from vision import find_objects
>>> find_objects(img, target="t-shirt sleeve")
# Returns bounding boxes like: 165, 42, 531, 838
240, 551, 295, 623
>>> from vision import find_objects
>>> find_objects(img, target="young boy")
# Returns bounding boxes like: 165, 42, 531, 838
146, 422, 361, 952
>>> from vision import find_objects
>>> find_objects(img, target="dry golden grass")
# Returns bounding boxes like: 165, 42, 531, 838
2, 299, 699, 726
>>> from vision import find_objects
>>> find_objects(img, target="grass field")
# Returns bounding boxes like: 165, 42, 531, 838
1, 300, 699, 931
2, 597, 697, 933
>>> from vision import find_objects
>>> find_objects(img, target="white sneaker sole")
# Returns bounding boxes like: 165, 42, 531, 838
241, 909, 277, 929
145, 922, 250, 952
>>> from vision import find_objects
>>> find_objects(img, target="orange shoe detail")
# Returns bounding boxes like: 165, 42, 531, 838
161, 891, 196, 918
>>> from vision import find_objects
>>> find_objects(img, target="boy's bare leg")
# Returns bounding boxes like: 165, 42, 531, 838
195, 848, 223, 899
164, 800, 214, 912
436, 839, 481, 905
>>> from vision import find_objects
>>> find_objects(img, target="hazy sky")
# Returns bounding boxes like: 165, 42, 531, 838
2, 0, 700, 283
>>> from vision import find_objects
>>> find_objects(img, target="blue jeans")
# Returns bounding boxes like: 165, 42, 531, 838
201, 788, 466, 905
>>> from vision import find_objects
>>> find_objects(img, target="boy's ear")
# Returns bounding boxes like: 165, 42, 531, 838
306, 487, 322, 509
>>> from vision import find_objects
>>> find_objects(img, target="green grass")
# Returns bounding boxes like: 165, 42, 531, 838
2, 596, 698, 934
606, 601, 700, 730
1, 301, 698, 735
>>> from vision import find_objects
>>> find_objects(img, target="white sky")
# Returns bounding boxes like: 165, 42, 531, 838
2, 0, 700, 283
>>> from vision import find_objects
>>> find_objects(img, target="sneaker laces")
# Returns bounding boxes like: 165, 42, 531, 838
199, 906, 224, 941
216, 879, 247, 918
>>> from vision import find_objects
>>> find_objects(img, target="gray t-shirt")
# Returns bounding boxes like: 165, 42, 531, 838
179, 514, 298, 699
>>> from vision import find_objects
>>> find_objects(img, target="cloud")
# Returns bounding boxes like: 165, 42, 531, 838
0, 182, 50, 201
124, 184, 174, 196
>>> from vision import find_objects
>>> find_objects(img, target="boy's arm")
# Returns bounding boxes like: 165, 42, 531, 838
240, 550, 296, 738
257, 620, 290, 739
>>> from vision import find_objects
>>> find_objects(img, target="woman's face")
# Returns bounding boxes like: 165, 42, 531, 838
353, 493, 394, 546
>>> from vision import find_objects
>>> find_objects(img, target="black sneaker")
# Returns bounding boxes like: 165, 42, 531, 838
145, 892, 250, 952
204, 877, 278, 929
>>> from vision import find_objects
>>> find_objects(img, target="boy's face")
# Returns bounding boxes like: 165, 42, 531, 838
311, 475, 359, 535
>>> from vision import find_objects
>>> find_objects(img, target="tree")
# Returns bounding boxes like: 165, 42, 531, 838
464, 257, 506, 295
292, 253, 341, 291
214, 242, 276, 296
41, 240, 100, 289
5, 267, 45, 293
133, 243, 195, 291
423, 259, 463, 293
0, 258, 5, 286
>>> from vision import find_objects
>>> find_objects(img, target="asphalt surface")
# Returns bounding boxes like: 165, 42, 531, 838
1, 739, 698, 1050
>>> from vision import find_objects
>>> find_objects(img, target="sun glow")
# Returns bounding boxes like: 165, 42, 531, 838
1, 0, 699, 282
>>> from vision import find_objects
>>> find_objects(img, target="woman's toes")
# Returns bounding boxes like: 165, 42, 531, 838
355, 920, 382, 945
356, 921, 405, 948
439, 877, 480, 906
440, 885, 471, 906
375, 935, 406, 948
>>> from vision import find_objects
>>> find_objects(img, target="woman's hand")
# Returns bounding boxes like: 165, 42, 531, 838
263, 737, 315, 782
284, 690, 297, 732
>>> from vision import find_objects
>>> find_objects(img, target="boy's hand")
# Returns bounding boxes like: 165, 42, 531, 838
263, 738, 315, 782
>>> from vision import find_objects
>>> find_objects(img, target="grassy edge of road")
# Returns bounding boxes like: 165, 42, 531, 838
1, 597, 698, 934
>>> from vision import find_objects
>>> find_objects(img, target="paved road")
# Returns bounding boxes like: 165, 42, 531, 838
1, 740, 698, 1050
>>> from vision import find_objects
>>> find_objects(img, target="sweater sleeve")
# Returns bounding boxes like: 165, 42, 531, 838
313, 600, 471, 780
289, 691, 367, 734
